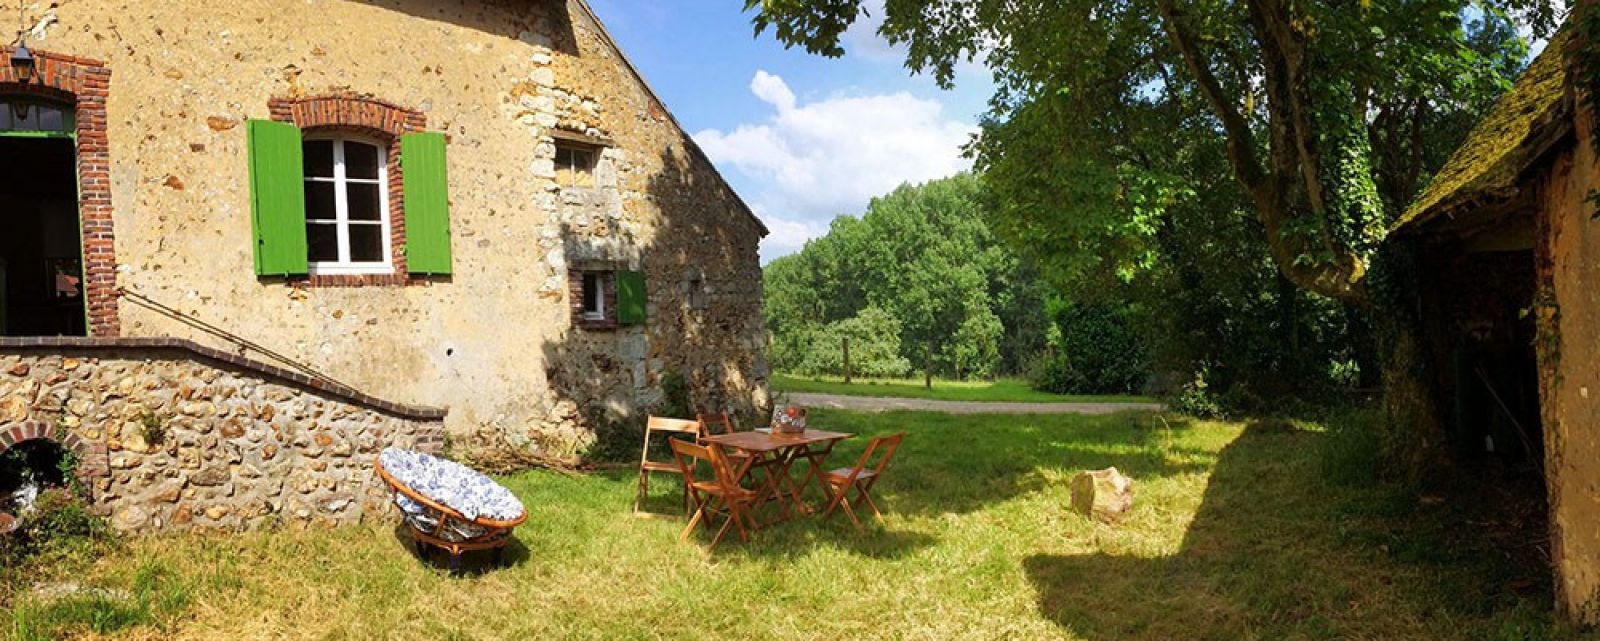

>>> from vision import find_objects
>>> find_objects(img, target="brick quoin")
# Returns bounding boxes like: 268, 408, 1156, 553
0, 48, 119, 337
268, 94, 431, 288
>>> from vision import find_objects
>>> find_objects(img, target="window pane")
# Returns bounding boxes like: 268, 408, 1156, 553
37, 107, 61, 131
303, 140, 334, 178
0, 105, 12, 131
307, 223, 340, 262
344, 141, 381, 180
582, 273, 602, 314
347, 182, 382, 221
347, 224, 385, 262
305, 181, 337, 221
12, 103, 37, 130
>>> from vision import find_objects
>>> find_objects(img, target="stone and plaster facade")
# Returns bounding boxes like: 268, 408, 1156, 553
0, 0, 769, 530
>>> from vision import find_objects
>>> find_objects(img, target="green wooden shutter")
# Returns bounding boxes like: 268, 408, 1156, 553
401, 132, 453, 275
246, 119, 309, 276
617, 271, 647, 325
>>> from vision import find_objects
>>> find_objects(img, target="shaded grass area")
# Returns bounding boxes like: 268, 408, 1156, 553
772, 373, 1154, 404
0, 408, 1574, 639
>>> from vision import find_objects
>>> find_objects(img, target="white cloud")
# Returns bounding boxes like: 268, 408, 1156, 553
695, 71, 977, 262
842, 2, 901, 62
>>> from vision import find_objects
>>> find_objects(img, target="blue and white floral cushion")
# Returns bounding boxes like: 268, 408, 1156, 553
380, 448, 525, 541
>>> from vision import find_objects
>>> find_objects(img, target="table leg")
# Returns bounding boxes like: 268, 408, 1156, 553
786, 440, 839, 514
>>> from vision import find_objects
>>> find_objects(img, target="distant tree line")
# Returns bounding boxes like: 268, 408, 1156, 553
764, 171, 1370, 403
764, 174, 1051, 383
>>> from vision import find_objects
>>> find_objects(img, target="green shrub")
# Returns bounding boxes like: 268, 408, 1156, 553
1053, 303, 1147, 393
1, 487, 109, 565
1024, 353, 1086, 394
1169, 369, 1225, 419
797, 306, 913, 379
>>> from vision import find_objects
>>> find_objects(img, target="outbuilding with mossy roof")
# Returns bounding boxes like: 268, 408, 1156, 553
1391, 27, 1600, 627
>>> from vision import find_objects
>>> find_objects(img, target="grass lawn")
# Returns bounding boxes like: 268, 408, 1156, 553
772, 373, 1154, 404
2, 408, 1567, 640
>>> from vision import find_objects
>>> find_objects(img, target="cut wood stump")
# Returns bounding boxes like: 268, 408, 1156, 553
1070, 467, 1134, 522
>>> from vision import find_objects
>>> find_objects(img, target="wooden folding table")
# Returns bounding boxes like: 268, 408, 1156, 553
701, 428, 852, 529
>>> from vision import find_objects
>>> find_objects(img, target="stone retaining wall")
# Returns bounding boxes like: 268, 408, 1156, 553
0, 340, 445, 532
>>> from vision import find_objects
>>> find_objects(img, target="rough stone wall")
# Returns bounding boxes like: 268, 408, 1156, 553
1537, 104, 1600, 625
10, 0, 768, 463
0, 348, 444, 532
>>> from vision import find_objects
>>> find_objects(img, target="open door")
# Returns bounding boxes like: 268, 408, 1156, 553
0, 96, 85, 336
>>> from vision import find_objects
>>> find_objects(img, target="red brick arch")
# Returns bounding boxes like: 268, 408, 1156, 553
0, 48, 119, 336
0, 420, 109, 479
268, 94, 429, 287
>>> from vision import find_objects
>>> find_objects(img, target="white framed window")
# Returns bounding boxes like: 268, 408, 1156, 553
302, 136, 392, 274
581, 271, 608, 320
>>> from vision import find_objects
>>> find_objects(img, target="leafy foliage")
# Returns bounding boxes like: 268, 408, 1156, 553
746, 0, 1551, 307
764, 174, 1049, 379
796, 306, 915, 379
1027, 302, 1149, 395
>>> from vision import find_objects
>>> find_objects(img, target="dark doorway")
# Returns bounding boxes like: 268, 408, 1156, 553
0, 136, 84, 336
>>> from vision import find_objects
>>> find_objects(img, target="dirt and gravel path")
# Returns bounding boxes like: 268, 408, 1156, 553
786, 392, 1165, 415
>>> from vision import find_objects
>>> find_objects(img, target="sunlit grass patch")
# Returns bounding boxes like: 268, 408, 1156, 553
1, 408, 1568, 640
772, 373, 1154, 404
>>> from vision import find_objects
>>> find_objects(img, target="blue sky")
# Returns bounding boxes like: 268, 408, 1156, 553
585, 1, 995, 262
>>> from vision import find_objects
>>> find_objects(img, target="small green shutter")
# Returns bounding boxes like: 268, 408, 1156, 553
401, 132, 453, 275
247, 120, 309, 276
617, 271, 647, 325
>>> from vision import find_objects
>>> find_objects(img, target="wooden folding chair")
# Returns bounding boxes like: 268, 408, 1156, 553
635, 416, 704, 516
821, 433, 906, 532
670, 438, 760, 551
696, 412, 741, 436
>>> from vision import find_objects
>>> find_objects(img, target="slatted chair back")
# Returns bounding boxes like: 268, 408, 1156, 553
821, 432, 907, 532
669, 438, 742, 491
634, 416, 705, 515
696, 412, 740, 437
842, 432, 905, 485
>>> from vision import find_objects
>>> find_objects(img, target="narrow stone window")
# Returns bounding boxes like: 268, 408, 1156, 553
302, 135, 392, 275
688, 276, 706, 310
555, 143, 597, 189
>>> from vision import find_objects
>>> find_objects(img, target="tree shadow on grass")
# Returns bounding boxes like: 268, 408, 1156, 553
822, 409, 1212, 517
1023, 422, 1556, 640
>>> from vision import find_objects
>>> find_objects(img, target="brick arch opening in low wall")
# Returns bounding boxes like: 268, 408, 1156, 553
0, 420, 110, 480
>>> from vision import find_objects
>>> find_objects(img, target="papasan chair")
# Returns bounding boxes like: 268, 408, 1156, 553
376, 447, 528, 573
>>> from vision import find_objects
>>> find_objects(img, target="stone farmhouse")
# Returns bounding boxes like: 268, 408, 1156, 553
0, 0, 770, 532
1392, 28, 1600, 625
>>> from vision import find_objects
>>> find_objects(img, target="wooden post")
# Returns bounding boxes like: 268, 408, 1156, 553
925, 343, 933, 389
842, 337, 852, 384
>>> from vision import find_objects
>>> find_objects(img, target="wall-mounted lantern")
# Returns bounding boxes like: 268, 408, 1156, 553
10, 37, 33, 84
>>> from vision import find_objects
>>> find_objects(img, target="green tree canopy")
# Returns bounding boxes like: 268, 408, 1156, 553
745, 0, 1555, 305
764, 174, 1049, 379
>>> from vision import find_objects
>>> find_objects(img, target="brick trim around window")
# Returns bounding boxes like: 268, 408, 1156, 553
268, 94, 429, 288
569, 269, 620, 330
0, 48, 119, 337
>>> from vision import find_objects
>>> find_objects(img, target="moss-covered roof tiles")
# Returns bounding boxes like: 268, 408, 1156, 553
1393, 30, 1572, 233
